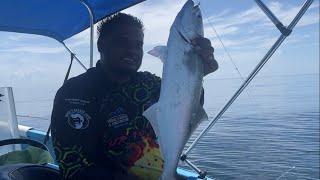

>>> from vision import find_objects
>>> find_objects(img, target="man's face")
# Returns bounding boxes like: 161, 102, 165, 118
100, 25, 144, 74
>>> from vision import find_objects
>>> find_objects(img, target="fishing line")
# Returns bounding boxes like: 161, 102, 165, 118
202, 11, 245, 83
201, 5, 257, 104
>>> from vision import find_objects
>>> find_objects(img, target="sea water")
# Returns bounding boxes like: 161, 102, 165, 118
13, 74, 320, 180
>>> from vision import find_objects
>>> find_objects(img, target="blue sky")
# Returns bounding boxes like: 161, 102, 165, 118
0, 0, 319, 118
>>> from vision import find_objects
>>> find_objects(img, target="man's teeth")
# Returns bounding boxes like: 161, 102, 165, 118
123, 58, 134, 62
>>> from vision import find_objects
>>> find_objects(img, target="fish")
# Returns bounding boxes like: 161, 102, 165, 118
143, 0, 208, 179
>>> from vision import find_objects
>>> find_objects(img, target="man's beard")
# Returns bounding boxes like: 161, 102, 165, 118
111, 66, 136, 77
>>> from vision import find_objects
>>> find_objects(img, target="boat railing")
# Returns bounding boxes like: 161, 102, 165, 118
181, 0, 314, 178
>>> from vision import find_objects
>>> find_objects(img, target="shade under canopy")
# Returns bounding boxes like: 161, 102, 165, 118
0, 0, 144, 42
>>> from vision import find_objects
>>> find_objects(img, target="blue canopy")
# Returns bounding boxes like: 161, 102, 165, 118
0, 0, 144, 42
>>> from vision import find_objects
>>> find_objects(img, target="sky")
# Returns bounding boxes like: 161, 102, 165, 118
0, 0, 319, 119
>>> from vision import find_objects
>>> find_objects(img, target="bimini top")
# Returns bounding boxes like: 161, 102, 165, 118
0, 0, 144, 42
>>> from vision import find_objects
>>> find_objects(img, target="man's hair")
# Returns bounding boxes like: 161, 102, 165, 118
97, 13, 144, 40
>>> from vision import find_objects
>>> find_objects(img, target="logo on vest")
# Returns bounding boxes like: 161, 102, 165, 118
65, 109, 90, 130
107, 107, 129, 128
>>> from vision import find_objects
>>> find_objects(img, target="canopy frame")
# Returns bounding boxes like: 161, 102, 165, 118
81, 1, 95, 68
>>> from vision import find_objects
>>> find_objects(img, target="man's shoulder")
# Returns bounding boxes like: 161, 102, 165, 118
56, 68, 99, 98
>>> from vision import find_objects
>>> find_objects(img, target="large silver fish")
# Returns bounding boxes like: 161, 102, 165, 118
143, 0, 208, 179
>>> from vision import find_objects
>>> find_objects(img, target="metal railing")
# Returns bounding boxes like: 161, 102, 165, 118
181, 0, 314, 178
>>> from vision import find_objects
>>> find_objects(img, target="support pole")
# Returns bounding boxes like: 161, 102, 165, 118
81, 1, 94, 68
61, 42, 88, 71
185, 159, 207, 179
254, 0, 291, 35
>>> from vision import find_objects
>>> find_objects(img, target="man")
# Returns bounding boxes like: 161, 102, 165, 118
51, 13, 218, 179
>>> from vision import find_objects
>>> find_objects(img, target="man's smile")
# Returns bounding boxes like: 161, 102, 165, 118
122, 57, 136, 64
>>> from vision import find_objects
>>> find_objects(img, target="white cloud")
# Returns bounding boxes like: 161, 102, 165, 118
310, 1, 320, 9
124, 0, 185, 45
204, 24, 239, 37
206, 6, 266, 29
11, 67, 46, 79
200, 0, 319, 54
65, 25, 99, 49
0, 46, 64, 54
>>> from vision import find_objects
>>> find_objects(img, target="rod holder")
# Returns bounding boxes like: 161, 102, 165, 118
180, 154, 207, 179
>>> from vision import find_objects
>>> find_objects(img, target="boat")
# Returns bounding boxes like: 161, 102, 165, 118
0, 0, 214, 179
0, 0, 314, 179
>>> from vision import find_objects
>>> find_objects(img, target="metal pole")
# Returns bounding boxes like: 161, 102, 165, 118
81, 1, 94, 68
61, 42, 88, 71
183, 0, 314, 156
255, 0, 282, 26
184, 159, 207, 179
286, 0, 314, 30
254, 0, 290, 35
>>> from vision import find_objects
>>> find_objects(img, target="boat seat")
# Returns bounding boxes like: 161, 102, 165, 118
0, 139, 58, 180
0, 139, 54, 166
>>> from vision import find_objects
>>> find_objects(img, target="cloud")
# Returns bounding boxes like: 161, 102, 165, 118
204, 6, 266, 30
204, 24, 239, 37
204, 1, 319, 34
201, 0, 319, 54
11, 67, 46, 79
264, 1, 319, 27
124, 0, 185, 45
0, 46, 64, 54
0, 32, 66, 54
60, 0, 318, 59
65, 25, 99, 49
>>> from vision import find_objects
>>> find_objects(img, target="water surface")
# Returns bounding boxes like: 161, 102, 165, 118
12, 74, 320, 180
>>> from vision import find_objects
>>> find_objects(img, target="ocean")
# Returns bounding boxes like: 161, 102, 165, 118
11, 74, 320, 179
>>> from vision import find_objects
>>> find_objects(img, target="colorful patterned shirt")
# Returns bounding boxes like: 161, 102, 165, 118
51, 63, 163, 179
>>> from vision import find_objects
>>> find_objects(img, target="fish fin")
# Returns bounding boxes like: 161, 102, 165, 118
190, 106, 208, 133
143, 103, 160, 138
147, 46, 168, 63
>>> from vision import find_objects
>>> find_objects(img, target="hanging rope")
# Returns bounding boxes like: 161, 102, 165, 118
43, 52, 75, 145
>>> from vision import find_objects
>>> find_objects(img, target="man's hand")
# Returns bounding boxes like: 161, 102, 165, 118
191, 37, 218, 75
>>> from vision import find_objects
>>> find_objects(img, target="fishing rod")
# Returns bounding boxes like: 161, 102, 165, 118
182, 0, 314, 164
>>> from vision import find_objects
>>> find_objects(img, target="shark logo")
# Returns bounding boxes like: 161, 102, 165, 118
65, 109, 91, 130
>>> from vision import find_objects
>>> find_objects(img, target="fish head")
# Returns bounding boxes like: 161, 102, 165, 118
174, 0, 204, 42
